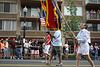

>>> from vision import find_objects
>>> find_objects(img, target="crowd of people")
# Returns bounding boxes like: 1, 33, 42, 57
90, 9, 100, 19
0, 38, 43, 60
0, 38, 100, 61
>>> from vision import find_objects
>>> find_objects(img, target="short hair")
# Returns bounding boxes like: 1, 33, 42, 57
84, 24, 88, 29
46, 31, 50, 34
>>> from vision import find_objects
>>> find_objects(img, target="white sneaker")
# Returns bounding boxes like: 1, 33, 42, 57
10, 57, 12, 59
56, 63, 63, 66
21, 58, 23, 60
42, 61, 47, 63
18, 58, 19, 60
13, 57, 16, 59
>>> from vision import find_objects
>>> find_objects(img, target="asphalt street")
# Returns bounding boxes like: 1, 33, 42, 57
0, 59, 100, 67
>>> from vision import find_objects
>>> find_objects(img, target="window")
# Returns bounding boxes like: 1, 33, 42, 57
21, 21, 40, 31
0, 20, 2, 30
21, 22, 34, 30
10, 3, 17, 13
0, 20, 17, 31
4, 3, 10, 12
0, 2, 4, 12
98, 24, 100, 31
76, 7, 83, 16
87, 23, 100, 32
64, 6, 83, 16
31, 8, 39, 17
0, 2, 17, 13
64, 6, 70, 15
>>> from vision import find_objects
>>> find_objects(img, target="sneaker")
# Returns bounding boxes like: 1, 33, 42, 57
13, 57, 16, 59
10, 57, 12, 59
46, 62, 51, 65
56, 63, 63, 66
21, 58, 23, 60
18, 58, 19, 60
42, 61, 47, 63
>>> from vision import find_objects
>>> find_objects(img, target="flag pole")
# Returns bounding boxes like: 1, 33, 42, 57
53, 0, 76, 37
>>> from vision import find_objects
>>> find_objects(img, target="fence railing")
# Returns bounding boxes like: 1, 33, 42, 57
86, 12, 100, 20
86, 0, 100, 4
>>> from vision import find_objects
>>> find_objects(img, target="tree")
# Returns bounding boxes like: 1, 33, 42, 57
62, 0, 81, 53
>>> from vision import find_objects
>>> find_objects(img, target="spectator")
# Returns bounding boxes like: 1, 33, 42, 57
75, 44, 78, 54
93, 10, 96, 19
64, 41, 69, 60
90, 9, 93, 19
34, 41, 40, 60
29, 40, 32, 45
98, 45, 100, 61
94, 43, 98, 61
30, 40, 35, 60
5, 38, 9, 58
90, 43, 95, 55
42, 42, 45, 57
24, 40, 30, 59
0, 40, 5, 59
9, 38, 17, 59
97, 10, 100, 19
16, 40, 23, 60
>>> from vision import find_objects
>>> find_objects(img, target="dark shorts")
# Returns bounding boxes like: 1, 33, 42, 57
51, 46, 61, 57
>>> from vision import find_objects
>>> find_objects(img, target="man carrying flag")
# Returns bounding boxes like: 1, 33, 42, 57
45, 0, 62, 66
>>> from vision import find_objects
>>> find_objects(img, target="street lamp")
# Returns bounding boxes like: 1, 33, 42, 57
23, 6, 28, 43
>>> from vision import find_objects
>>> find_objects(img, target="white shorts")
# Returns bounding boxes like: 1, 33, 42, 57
31, 50, 34, 54
77, 46, 89, 55
44, 45, 50, 54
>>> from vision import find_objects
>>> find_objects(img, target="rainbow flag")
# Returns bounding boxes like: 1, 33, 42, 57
40, 1, 46, 17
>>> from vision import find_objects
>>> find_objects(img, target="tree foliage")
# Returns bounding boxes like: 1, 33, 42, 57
62, 0, 81, 38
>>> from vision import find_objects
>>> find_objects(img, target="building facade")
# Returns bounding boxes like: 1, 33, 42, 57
0, 0, 100, 44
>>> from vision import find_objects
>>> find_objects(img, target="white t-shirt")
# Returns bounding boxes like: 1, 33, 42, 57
5, 42, 9, 48
90, 45, 93, 50
65, 44, 69, 50
24, 43, 30, 51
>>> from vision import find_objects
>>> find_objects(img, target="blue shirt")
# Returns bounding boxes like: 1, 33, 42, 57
53, 30, 62, 46
34, 43, 39, 50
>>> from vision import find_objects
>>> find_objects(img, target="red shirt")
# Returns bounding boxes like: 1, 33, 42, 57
10, 41, 16, 49
75, 45, 78, 50
45, 35, 51, 45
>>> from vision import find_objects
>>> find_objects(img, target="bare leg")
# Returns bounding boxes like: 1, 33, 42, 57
49, 55, 54, 63
3, 52, 5, 59
65, 53, 68, 60
31, 54, 33, 59
76, 53, 82, 67
85, 55, 95, 67
45, 54, 47, 62
37, 54, 39, 59
58, 56, 62, 63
